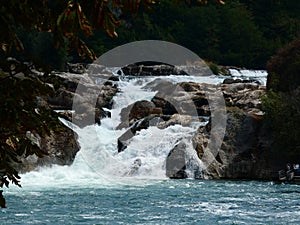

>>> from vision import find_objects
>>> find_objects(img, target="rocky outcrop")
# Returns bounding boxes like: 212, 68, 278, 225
193, 108, 275, 180
117, 100, 162, 129
116, 77, 273, 180
17, 123, 80, 173
47, 72, 118, 127
4, 67, 119, 174
120, 62, 187, 76
221, 83, 265, 114
0, 73, 82, 174
166, 142, 188, 179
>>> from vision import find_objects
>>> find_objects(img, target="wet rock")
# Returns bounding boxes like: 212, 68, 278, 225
117, 100, 162, 129
157, 114, 192, 129
47, 72, 118, 127
118, 115, 163, 152
166, 142, 188, 179
192, 108, 275, 180
17, 121, 80, 173
121, 62, 187, 76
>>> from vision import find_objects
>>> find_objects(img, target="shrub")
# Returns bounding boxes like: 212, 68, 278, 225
267, 39, 300, 92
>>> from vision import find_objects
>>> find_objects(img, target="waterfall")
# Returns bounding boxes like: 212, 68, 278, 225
17, 69, 267, 188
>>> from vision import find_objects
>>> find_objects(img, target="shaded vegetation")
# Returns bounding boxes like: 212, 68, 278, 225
0, 70, 64, 207
267, 40, 300, 92
1, 1, 299, 70
82, 0, 300, 69
263, 39, 300, 163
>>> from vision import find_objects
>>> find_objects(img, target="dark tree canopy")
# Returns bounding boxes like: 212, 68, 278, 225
0, 0, 225, 62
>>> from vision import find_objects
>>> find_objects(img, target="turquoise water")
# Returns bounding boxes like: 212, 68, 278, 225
2, 180, 300, 224
0, 71, 283, 224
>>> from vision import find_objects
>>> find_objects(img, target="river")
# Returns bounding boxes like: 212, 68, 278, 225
3, 70, 299, 224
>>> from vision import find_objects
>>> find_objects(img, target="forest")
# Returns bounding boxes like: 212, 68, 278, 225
3, 0, 300, 71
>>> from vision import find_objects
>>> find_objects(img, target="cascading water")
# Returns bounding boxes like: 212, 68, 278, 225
18, 74, 207, 188
17, 69, 267, 189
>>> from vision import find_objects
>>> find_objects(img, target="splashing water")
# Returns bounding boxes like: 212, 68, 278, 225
17, 70, 266, 189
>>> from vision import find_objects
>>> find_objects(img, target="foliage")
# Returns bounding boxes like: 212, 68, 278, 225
2, 0, 299, 70
262, 89, 300, 162
267, 39, 300, 92
0, 0, 224, 67
81, 0, 300, 69
0, 70, 63, 207
263, 39, 300, 163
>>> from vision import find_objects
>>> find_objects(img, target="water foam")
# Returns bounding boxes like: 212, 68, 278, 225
17, 70, 265, 189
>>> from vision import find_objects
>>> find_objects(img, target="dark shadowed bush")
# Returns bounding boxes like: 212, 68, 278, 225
267, 39, 300, 92
263, 39, 300, 163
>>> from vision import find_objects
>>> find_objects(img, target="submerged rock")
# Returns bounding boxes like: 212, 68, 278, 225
125, 159, 142, 176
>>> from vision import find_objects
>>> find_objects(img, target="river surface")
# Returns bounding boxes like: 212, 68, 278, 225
2, 70, 298, 224
3, 180, 300, 224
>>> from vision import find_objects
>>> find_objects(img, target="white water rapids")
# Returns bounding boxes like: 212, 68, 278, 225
16, 70, 267, 189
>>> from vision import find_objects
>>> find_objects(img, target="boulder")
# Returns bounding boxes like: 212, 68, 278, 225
121, 62, 187, 76
157, 114, 192, 129
117, 100, 162, 129
166, 142, 188, 179
118, 115, 163, 152
192, 108, 275, 180
47, 72, 118, 127
15, 117, 80, 173
151, 96, 178, 116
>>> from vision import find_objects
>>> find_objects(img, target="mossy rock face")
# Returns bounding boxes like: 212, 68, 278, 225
267, 39, 300, 92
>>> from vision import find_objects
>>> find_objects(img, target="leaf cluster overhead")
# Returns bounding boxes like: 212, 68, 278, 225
0, 0, 224, 60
